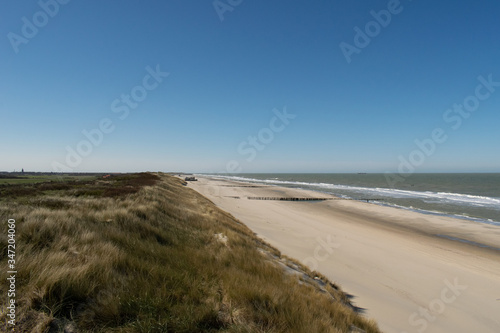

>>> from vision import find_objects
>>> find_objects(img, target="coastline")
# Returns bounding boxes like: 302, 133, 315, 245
186, 175, 500, 333
203, 174, 500, 227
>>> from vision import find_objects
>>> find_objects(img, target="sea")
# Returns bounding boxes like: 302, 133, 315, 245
202, 173, 500, 226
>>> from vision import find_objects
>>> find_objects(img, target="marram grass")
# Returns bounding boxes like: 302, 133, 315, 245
0, 173, 380, 332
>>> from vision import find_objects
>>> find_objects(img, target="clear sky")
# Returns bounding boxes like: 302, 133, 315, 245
1, 0, 499, 173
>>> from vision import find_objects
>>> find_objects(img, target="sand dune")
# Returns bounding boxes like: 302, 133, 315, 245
187, 176, 500, 333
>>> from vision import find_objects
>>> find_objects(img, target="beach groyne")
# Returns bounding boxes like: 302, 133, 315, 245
247, 196, 382, 202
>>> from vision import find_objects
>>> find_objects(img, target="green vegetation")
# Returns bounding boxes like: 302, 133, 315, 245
0, 173, 380, 332
0, 174, 98, 185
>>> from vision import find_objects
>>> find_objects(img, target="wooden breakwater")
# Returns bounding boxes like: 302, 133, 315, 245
247, 197, 332, 201
247, 197, 383, 202
221, 185, 267, 188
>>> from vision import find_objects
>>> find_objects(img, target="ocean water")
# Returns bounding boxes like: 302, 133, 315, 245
203, 173, 500, 226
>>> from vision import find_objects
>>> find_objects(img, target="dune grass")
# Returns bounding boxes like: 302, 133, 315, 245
0, 173, 380, 332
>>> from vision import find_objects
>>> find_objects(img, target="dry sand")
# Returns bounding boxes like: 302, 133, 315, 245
186, 176, 500, 333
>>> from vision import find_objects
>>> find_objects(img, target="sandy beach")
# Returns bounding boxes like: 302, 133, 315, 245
187, 176, 500, 333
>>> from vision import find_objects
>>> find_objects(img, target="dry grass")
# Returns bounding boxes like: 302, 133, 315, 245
0, 173, 380, 332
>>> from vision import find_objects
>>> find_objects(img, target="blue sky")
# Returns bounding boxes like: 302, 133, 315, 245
1, 0, 499, 173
